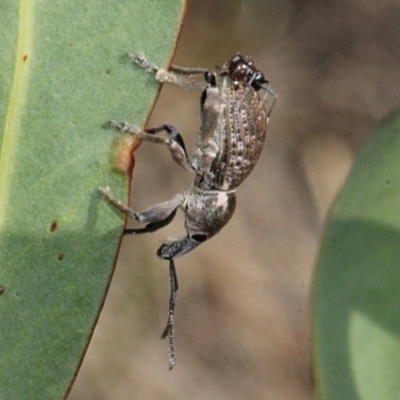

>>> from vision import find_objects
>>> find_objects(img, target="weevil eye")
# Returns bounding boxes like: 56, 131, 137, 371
250, 71, 269, 92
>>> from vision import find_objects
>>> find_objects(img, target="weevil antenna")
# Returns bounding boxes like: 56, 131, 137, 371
161, 259, 179, 370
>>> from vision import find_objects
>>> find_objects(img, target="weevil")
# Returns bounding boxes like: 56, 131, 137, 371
99, 52, 277, 369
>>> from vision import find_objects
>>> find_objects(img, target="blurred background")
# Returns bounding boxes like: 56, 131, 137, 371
69, 1, 400, 399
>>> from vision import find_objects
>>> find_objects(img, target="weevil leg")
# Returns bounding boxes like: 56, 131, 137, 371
125, 209, 177, 235
127, 52, 208, 90
199, 72, 221, 143
168, 64, 209, 77
99, 186, 136, 220
99, 187, 183, 232
107, 120, 193, 171
106, 120, 141, 134
127, 52, 159, 74
129, 51, 209, 77
133, 194, 183, 224
100, 185, 184, 370
145, 124, 192, 171
107, 120, 168, 145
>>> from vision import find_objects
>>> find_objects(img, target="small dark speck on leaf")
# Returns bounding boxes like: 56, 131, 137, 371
58, 254, 65, 261
50, 220, 58, 232
23, 54, 28, 61
106, 69, 110, 74
386, 179, 391, 185
0, 287, 4, 295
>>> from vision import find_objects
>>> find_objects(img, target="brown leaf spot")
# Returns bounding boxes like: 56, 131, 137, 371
50, 220, 58, 232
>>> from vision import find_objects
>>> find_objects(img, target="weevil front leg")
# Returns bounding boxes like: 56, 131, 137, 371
128, 52, 209, 90
99, 186, 183, 234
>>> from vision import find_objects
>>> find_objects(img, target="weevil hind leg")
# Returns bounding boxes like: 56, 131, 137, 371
99, 187, 184, 232
125, 208, 177, 235
133, 194, 183, 225
99, 186, 136, 220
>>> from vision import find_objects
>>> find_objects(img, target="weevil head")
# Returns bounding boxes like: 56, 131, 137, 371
221, 53, 269, 91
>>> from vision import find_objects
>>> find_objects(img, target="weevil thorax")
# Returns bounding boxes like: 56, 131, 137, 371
193, 54, 269, 192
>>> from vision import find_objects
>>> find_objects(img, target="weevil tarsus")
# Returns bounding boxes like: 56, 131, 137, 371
127, 52, 158, 74
107, 120, 141, 134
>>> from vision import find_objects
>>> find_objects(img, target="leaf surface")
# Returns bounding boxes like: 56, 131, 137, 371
0, 1, 186, 398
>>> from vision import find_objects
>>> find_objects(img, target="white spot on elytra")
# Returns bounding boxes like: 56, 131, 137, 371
216, 192, 229, 207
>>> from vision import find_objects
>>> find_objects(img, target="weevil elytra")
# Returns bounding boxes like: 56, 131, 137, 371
99, 52, 276, 369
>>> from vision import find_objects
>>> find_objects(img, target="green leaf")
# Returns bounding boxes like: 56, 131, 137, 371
0, 0, 186, 398
313, 109, 400, 399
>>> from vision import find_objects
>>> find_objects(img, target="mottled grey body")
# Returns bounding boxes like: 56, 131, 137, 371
196, 76, 268, 191
99, 52, 276, 369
